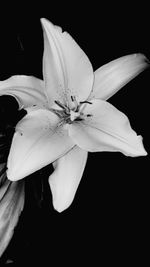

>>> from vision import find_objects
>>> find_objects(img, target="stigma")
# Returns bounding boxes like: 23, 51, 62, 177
70, 110, 80, 121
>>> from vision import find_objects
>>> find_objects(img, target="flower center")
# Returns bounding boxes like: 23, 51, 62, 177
50, 96, 92, 124
70, 110, 80, 121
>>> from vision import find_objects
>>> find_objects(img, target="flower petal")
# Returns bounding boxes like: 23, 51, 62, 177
89, 54, 149, 101
7, 109, 74, 181
49, 146, 88, 212
0, 164, 24, 257
69, 99, 147, 156
0, 75, 47, 108
41, 18, 94, 107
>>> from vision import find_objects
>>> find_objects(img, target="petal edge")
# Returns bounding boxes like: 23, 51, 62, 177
0, 75, 47, 108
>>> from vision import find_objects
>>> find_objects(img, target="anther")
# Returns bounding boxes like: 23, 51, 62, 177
75, 118, 83, 121
54, 100, 65, 109
80, 101, 92, 105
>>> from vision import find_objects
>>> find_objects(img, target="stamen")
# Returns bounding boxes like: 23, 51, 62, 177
70, 95, 79, 111
49, 108, 65, 118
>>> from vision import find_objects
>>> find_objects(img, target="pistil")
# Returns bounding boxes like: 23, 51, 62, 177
70, 110, 80, 121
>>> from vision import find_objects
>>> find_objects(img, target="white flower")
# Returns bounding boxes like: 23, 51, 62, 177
0, 18, 148, 212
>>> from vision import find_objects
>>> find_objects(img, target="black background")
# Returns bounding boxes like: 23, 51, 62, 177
0, 3, 149, 265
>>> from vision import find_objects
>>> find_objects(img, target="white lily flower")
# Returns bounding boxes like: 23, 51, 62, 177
1, 18, 148, 212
